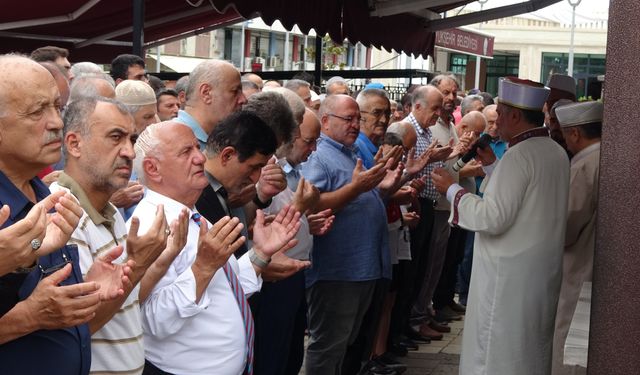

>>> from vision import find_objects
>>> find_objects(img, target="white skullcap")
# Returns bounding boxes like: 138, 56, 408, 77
116, 80, 156, 106
498, 77, 549, 111
555, 101, 603, 128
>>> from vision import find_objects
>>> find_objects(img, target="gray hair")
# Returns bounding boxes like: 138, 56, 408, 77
356, 88, 389, 108
241, 79, 259, 91
133, 121, 176, 184
266, 87, 305, 124
243, 91, 297, 145
70, 62, 103, 78
284, 79, 310, 91
461, 94, 484, 116
174, 75, 190, 94
326, 76, 348, 95
69, 74, 115, 103
63, 97, 130, 158
429, 74, 460, 91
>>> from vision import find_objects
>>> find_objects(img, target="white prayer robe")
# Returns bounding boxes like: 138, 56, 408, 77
551, 142, 600, 375
449, 135, 570, 375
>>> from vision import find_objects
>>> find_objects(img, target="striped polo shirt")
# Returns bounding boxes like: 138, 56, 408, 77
51, 173, 144, 375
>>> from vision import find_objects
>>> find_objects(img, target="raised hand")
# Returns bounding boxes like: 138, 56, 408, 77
260, 248, 311, 282
409, 176, 427, 193
292, 177, 320, 214
374, 145, 404, 168
84, 245, 135, 301
378, 162, 404, 195
351, 159, 387, 194
22, 263, 102, 329
431, 167, 455, 195
227, 184, 257, 208
256, 158, 286, 203
449, 132, 473, 160
252, 205, 301, 259
403, 211, 421, 229
195, 217, 246, 273
0, 204, 47, 275
109, 181, 144, 209
154, 209, 189, 270
126, 205, 169, 272
475, 143, 497, 166
390, 185, 417, 206
307, 209, 334, 236
37, 191, 84, 257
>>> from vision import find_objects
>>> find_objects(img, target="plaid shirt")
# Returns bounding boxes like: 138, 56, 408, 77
406, 112, 442, 200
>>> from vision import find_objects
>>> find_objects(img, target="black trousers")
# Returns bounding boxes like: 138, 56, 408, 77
388, 198, 435, 343
252, 271, 307, 375
433, 226, 468, 310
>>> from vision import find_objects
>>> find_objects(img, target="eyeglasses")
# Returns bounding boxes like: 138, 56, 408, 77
327, 113, 362, 125
300, 137, 319, 146
360, 109, 391, 120
38, 252, 72, 281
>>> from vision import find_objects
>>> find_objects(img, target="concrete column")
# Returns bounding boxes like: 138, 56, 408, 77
589, 1, 640, 374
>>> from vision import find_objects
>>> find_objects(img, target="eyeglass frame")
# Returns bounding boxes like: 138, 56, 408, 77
326, 113, 362, 125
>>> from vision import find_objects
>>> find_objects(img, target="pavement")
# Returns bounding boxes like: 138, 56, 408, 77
300, 318, 464, 375
398, 318, 464, 375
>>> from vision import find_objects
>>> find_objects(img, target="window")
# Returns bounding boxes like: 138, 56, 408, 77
540, 52, 606, 99
485, 54, 520, 97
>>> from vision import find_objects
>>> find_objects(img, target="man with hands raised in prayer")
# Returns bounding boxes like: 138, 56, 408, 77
132, 117, 300, 375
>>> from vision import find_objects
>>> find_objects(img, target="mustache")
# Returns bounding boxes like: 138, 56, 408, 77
43, 130, 62, 144
114, 158, 132, 169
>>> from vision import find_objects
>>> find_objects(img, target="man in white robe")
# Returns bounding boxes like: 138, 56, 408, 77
431, 77, 570, 375
551, 101, 603, 375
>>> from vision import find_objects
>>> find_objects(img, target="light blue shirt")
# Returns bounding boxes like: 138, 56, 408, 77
176, 110, 209, 151
354, 132, 377, 169
301, 134, 391, 287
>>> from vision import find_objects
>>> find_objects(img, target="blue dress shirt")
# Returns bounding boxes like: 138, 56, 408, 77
301, 134, 391, 287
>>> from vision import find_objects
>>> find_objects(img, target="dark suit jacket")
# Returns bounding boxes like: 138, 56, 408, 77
196, 184, 248, 256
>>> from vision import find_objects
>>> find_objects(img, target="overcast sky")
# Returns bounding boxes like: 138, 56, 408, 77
462, 0, 609, 25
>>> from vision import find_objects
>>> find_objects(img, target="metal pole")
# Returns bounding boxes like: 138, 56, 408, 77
240, 22, 246, 71
314, 35, 322, 87
132, 0, 144, 57
475, 0, 488, 90
567, 0, 582, 77
284, 31, 290, 71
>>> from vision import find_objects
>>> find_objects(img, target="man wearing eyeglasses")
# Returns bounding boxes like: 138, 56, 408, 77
354, 88, 391, 169
301, 94, 402, 375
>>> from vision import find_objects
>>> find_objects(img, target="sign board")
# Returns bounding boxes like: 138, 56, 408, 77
435, 28, 495, 58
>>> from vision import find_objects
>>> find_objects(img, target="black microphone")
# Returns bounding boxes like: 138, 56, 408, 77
452, 133, 492, 172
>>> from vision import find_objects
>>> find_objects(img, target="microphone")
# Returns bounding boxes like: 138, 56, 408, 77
452, 133, 492, 172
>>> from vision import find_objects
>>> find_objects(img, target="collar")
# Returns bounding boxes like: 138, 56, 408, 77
407, 113, 427, 135
176, 109, 209, 150
278, 158, 295, 175
56, 172, 116, 227
571, 142, 600, 166
319, 133, 357, 154
357, 132, 378, 153
508, 127, 550, 148
204, 171, 226, 196
144, 188, 197, 217
0, 170, 51, 224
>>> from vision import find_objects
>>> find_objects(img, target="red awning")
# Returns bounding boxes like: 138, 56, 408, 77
0, 0, 474, 63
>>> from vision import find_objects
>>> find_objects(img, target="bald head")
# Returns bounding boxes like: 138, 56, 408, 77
411, 85, 443, 128
387, 121, 417, 150
243, 73, 263, 90
457, 111, 487, 138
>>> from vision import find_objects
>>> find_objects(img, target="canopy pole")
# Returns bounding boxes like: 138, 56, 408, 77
314, 35, 322, 88
132, 0, 144, 57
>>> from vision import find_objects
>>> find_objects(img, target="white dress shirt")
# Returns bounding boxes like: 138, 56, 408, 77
128, 189, 262, 375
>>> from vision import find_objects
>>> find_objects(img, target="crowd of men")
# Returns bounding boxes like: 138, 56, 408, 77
0, 44, 601, 375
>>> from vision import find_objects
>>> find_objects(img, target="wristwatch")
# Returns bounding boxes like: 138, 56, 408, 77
248, 249, 271, 268
252, 195, 273, 209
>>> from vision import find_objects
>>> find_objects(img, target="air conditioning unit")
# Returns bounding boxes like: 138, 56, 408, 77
267, 56, 279, 68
